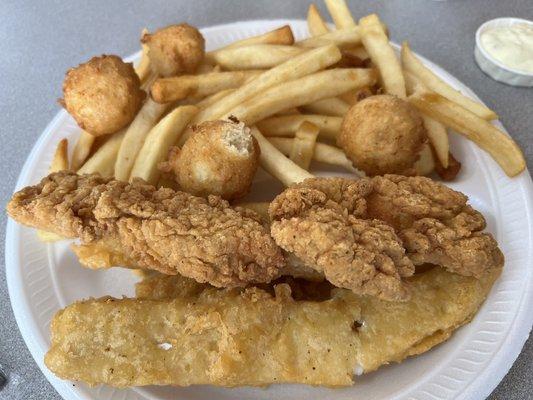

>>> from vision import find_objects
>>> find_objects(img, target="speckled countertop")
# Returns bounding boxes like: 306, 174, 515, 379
0, 1, 531, 399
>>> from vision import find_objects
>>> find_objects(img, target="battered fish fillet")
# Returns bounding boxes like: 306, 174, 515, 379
7, 171, 284, 287
44, 265, 501, 387
269, 176, 503, 300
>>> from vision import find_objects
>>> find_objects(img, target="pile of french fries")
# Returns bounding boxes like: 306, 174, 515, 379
52, 0, 524, 214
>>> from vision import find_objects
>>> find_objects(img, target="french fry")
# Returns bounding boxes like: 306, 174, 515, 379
50, 138, 69, 172
298, 27, 361, 49
78, 130, 125, 177
300, 97, 350, 116
422, 115, 449, 168
325, 0, 356, 28
257, 114, 341, 140
114, 99, 169, 181
403, 69, 426, 95
37, 138, 69, 242
339, 86, 373, 104
151, 71, 262, 103
204, 25, 294, 64
359, 14, 405, 98
307, 4, 330, 36
195, 63, 216, 74
343, 46, 369, 61
274, 107, 301, 117
413, 143, 435, 176
130, 105, 198, 184
213, 45, 305, 70
251, 127, 313, 186
225, 68, 376, 125
194, 89, 235, 110
268, 137, 362, 175
191, 45, 342, 125
141, 70, 158, 92
408, 90, 525, 177
70, 131, 95, 170
135, 28, 151, 84
401, 42, 497, 120
290, 121, 320, 169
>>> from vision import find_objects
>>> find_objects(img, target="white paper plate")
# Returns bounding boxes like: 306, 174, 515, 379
5, 19, 533, 400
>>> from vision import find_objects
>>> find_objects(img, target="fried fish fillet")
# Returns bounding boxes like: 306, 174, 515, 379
45, 264, 501, 387
269, 176, 503, 300
7, 171, 284, 287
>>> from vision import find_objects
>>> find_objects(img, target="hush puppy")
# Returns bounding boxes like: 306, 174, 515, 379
338, 95, 426, 176
142, 24, 205, 77
169, 120, 259, 200
62, 55, 145, 136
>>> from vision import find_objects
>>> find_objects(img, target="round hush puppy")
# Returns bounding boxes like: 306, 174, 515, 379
169, 120, 259, 200
142, 24, 205, 77
62, 55, 145, 136
338, 95, 427, 176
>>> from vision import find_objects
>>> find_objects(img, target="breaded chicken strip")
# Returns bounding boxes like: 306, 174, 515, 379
44, 265, 501, 387
270, 176, 503, 298
270, 178, 414, 301
7, 171, 284, 287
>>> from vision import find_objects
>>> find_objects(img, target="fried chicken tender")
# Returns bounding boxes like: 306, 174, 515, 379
142, 24, 205, 77
61, 55, 145, 136
7, 171, 284, 287
166, 120, 259, 200
338, 95, 426, 176
44, 265, 501, 387
270, 176, 503, 298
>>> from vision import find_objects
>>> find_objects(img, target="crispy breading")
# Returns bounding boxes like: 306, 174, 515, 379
44, 265, 501, 387
269, 176, 503, 299
7, 171, 285, 287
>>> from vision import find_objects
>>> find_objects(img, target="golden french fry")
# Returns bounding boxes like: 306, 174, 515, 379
300, 97, 350, 116
70, 131, 95, 170
359, 14, 405, 97
307, 4, 330, 36
338, 86, 373, 104
422, 115, 449, 168
192, 45, 342, 125
50, 138, 69, 172
151, 71, 261, 104
194, 88, 235, 110
114, 99, 168, 181
401, 42, 497, 120
135, 28, 151, 84
268, 137, 362, 175
297, 27, 361, 49
325, 0, 356, 28
403, 69, 427, 95
343, 46, 369, 61
413, 143, 436, 176
408, 90, 525, 177
274, 107, 301, 117
289, 121, 320, 169
226, 68, 376, 125
195, 63, 215, 74
213, 45, 305, 70
78, 130, 125, 177
204, 25, 295, 64
130, 105, 198, 184
37, 138, 69, 242
257, 114, 341, 140
251, 127, 313, 186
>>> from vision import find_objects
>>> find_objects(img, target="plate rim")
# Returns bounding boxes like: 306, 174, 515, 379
5, 18, 533, 400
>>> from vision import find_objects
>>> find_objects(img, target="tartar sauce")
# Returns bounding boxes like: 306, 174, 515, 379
480, 23, 533, 73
